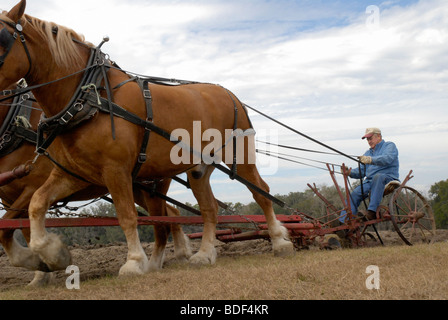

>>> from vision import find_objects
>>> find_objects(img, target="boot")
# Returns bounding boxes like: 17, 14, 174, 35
358, 210, 376, 221
331, 219, 347, 239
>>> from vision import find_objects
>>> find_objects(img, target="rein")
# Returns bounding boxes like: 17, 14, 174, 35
0, 64, 99, 102
244, 103, 361, 164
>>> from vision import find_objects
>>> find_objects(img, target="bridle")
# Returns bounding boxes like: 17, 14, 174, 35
0, 18, 32, 78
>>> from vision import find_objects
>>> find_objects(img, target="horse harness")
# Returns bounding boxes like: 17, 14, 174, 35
0, 82, 37, 158
34, 36, 252, 185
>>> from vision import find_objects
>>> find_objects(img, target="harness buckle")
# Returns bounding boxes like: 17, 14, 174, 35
36, 146, 46, 155
59, 111, 74, 125
2, 134, 11, 143
143, 90, 152, 99
74, 102, 84, 112
20, 93, 30, 102
138, 153, 147, 164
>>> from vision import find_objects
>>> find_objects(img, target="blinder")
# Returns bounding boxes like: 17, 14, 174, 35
0, 19, 32, 77
0, 21, 17, 68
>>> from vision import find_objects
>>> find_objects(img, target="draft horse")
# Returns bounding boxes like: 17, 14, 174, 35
0, 82, 192, 284
0, 0, 294, 276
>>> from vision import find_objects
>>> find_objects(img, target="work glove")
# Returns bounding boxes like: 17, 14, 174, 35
359, 156, 372, 164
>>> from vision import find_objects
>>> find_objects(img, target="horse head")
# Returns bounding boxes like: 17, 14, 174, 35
0, 0, 90, 114
0, 0, 30, 89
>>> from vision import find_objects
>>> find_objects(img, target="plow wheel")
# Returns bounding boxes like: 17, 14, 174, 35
389, 186, 436, 245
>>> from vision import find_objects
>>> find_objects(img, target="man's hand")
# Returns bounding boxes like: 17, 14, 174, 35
340, 165, 352, 176
359, 156, 372, 164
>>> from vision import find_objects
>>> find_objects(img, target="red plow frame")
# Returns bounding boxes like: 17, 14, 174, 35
0, 214, 321, 245
0, 164, 436, 249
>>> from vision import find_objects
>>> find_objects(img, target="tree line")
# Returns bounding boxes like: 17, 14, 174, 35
47, 179, 448, 246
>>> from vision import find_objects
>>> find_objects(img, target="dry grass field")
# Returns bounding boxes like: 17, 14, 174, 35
0, 230, 447, 301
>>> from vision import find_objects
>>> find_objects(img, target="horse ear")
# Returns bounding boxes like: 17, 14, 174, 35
6, 0, 26, 23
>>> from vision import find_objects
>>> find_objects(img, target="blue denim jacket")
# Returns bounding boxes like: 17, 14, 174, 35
350, 140, 399, 181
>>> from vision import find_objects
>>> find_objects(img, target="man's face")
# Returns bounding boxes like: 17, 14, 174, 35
366, 134, 382, 149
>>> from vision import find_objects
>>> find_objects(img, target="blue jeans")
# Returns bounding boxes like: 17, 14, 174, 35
339, 173, 395, 223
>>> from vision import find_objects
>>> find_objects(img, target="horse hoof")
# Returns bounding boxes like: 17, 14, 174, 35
273, 240, 295, 257
31, 233, 72, 271
174, 256, 190, 264
43, 244, 72, 271
147, 262, 162, 272
175, 235, 193, 261
7, 244, 45, 271
118, 259, 148, 276
189, 249, 216, 265
27, 271, 55, 287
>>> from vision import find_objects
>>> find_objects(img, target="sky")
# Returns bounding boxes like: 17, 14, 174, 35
2, 0, 447, 206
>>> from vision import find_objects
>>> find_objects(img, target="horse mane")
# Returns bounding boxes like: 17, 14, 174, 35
0, 11, 90, 69
26, 15, 91, 69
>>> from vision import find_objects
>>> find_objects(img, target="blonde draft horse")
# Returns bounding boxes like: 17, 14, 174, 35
0, 84, 192, 285
0, 1, 294, 276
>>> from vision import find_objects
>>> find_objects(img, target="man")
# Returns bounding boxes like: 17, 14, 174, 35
339, 127, 399, 223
